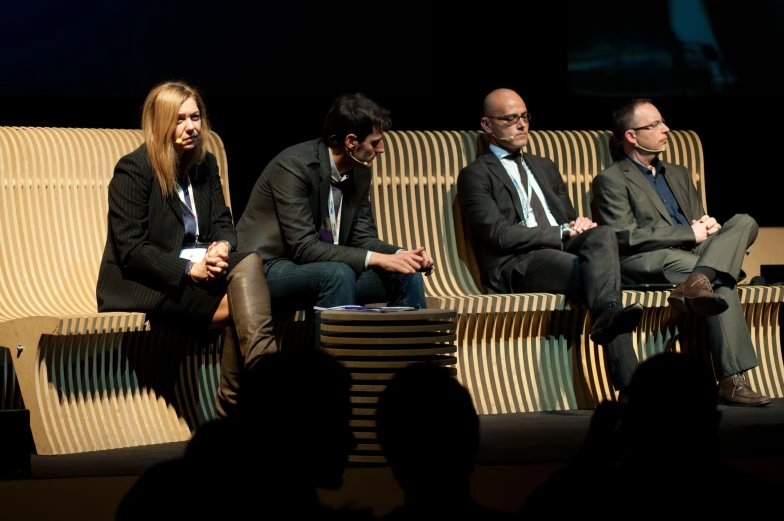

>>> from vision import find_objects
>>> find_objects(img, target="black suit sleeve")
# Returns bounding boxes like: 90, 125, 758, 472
270, 154, 370, 273
457, 162, 563, 254
107, 153, 188, 289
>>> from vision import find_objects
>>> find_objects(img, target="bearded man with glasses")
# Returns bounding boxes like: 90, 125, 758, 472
592, 98, 770, 406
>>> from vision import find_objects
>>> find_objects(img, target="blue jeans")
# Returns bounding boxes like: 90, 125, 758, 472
265, 259, 427, 312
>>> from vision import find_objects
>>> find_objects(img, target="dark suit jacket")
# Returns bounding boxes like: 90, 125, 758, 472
235, 139, 400, 275
96, 145, 237, 313
457, 150, 577, 293
591, 157, 702, 256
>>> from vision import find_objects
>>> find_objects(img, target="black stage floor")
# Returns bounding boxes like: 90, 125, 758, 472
22, 398, 784, 478
3, 399, 784, 520
478, 397, 784, 463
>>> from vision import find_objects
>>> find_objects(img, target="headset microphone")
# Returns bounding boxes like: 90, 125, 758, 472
345, 146, 372, 167
491, 133, 522, 142
634, 142, 666, 154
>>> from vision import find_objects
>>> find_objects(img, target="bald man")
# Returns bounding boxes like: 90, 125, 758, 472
457, 88, 642, 395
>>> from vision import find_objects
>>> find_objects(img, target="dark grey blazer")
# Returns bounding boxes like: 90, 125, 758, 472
456, 150, 577, 293
591, 157, 703, 256
235, 139, 400, 275
96, 145, 237, 313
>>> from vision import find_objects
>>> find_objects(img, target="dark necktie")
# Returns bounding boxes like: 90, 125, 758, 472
510, 153, 550, 227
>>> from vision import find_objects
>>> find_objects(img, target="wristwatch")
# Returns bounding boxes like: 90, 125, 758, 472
559, 223, 572, 241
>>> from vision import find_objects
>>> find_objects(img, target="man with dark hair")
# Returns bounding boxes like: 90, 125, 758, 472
236, 93, 433, 312
591, 98, 770, 406
457, 88, 643, 396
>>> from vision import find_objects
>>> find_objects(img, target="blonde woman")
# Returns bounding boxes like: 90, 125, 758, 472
96, 80, 277, 418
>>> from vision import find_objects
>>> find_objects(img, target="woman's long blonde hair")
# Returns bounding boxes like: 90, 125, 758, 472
141, 81, 211, 196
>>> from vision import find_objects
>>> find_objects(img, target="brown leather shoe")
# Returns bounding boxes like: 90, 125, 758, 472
718, 373, 772, 407
668, 273, 729, 316
590, 302, 643, 345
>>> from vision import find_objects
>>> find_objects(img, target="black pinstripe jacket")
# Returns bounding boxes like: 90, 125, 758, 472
96, 145, 236, 313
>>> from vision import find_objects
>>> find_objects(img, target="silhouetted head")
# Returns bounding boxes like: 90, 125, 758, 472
376, 363, 479, 495
620, 351, 720, 466
237, 348, 355, 490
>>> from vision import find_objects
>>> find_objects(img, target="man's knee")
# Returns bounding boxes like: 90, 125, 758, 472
721, 213, 759, 249
314, 262, 359, 308
593, 224, 617, 241
321, 262, 357, 292
393, 271, 427, 308
403, 271, 425, 293
724, 213, 759, 235
585, 225, 620, 252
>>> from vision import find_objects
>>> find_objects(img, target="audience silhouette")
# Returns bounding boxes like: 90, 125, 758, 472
116, 347, 371, 520
117, 349, 782, 520
376, 362, 516, 520
521, 351, 783, 516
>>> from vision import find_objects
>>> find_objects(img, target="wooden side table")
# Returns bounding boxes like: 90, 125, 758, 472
319, 308, 458, 464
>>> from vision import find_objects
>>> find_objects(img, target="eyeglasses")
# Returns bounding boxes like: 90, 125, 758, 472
631, 118, 666, 131
487, 112, 532, 125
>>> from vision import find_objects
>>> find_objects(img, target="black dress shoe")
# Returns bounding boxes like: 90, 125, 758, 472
590, 302, 644, 345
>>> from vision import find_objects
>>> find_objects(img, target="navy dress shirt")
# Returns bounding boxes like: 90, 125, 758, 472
626, 156, 690, 226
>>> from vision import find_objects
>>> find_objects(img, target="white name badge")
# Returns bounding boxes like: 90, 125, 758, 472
179, 245, 208, 262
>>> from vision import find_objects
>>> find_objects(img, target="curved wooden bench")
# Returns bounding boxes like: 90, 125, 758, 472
2, 125, 779, 455
370, 129, 784, 413
0, 126, 235, 454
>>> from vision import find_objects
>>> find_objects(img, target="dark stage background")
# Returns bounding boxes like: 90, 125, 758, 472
2, 1, 782, 226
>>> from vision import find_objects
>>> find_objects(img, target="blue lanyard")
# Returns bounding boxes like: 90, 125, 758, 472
176, 174, 200, 241
327, 187, 342, 245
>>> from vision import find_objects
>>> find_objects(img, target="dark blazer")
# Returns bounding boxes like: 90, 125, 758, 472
591, 157, 703, 256
457, 150, 577, 293
96, 145, 237, 313
235, 139, 400, 275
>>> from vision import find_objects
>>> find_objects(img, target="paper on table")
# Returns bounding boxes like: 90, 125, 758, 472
313, 305, 418, 312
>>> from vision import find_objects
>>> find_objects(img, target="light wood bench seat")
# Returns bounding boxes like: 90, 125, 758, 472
0, 127, 234, 454
2, 125, 781, 457
369, 129, 784, 413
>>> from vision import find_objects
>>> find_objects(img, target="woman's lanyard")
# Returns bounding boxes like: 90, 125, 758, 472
327, 186, 343, 245
176, 174, 200, 242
